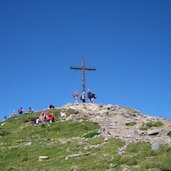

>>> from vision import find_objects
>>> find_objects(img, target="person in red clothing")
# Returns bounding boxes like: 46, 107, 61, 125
47, 113, 56, 123
18, 107, 24, 114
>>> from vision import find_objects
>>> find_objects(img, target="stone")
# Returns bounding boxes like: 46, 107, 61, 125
39, 156, 49, 161
69, 165, 78, 171
104, 137, 109, 142
147, 130, 160, 135
1, 123, 6, 126
109, 163, 117, 168
65, 153, 81, 160
151, 142, 160, 150
89, 144, 100, 149
26, 142, 32, 146
122, 167, 130, 171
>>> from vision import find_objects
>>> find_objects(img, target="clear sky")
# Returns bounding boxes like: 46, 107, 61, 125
0, 0, 171, 120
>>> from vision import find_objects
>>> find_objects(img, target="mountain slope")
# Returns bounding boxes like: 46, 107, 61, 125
0, 103, 171, 171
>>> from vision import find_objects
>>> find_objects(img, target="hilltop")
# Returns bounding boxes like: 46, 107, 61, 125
0, 103, 171, 171
62, 103, 171, 145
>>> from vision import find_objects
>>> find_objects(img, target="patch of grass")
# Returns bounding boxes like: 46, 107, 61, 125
83, 130, 100, 138
46, 109, 61, 118
167, 131, 171, 138
122, 143, 171, 170
0, 128, 9, 136
66, 108, 77, 115
125, 122, 137, 126
146, 121, 163, 127
139, 127, 148, 131
140, 121, 163, 130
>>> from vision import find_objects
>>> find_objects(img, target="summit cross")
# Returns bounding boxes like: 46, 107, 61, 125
70, 57, 96, 92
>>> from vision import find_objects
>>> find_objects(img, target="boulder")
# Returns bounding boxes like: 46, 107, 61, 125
151, 142, 160, 150
147, 130, 160, 135
39, 156, 49, 161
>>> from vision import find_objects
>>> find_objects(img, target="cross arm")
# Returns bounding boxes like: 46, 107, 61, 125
70, 66, 96, 71
84, 67, 96, 71
70, 66, 82, 70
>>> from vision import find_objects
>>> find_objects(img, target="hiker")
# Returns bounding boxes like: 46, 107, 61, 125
87, 89, 92, 103
73, 90, 79, 104
18, 107, 24, 114
91, 92, 96, 103
28, 107, 33, 113
80, 91, 86, 103
48, 104, 55, 109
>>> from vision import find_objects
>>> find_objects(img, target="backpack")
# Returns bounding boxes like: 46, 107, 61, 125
92, 93, 96, 99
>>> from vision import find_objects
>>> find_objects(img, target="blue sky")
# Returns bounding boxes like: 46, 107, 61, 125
0, 0, 171, 120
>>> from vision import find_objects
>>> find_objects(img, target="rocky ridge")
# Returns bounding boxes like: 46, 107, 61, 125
61, 103, 171, 146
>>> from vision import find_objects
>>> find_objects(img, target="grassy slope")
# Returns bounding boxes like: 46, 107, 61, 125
0, 109, 171, 171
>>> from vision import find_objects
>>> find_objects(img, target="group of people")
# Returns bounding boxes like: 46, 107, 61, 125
73, 89, 96, 104
18, 107, 33, 115
35, 111, 56, 124
4, 89, 96, 121
17, 104, 55, 115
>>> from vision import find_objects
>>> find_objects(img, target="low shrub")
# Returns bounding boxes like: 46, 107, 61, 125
125, 122, 136, 126
167, 131, 171, 138
146, 121, 163, 128
83, 130, 100, 138
140, 121, 163, 130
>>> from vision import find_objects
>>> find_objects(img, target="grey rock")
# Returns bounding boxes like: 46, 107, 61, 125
65, 153, 81, 160
26, 142, 32, 146
147, 130, 160, 135
39, 156, 49, 161
109, 163, 117, 168
1, 123, 6, 126
151, 142, 160, 150
122, 167, 131, 171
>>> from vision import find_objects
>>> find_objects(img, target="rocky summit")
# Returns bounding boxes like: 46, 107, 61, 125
62, 103, 171, 146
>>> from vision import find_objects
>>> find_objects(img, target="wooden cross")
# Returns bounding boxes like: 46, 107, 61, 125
70, 57, 96, 92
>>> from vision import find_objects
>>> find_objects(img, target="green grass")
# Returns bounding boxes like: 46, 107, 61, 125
122, 142, 171, 170
82, 129, 100, 138
167, 131, 171, 138
0, 111, 171, 171
140, 121, 164, 130
125, 122, 137, 126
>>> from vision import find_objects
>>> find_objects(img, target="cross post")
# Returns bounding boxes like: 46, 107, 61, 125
70, 57, 96, 92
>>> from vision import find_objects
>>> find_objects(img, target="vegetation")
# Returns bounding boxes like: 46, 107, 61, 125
140, 121, 164, 130
167, 131, 171, 138
0, 111, 170, 171
122, 143, 171, 171
83, 129, 100, 138
125, 122, 137, 126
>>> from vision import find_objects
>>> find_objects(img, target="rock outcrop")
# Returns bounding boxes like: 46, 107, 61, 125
61, 103, 171, 146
